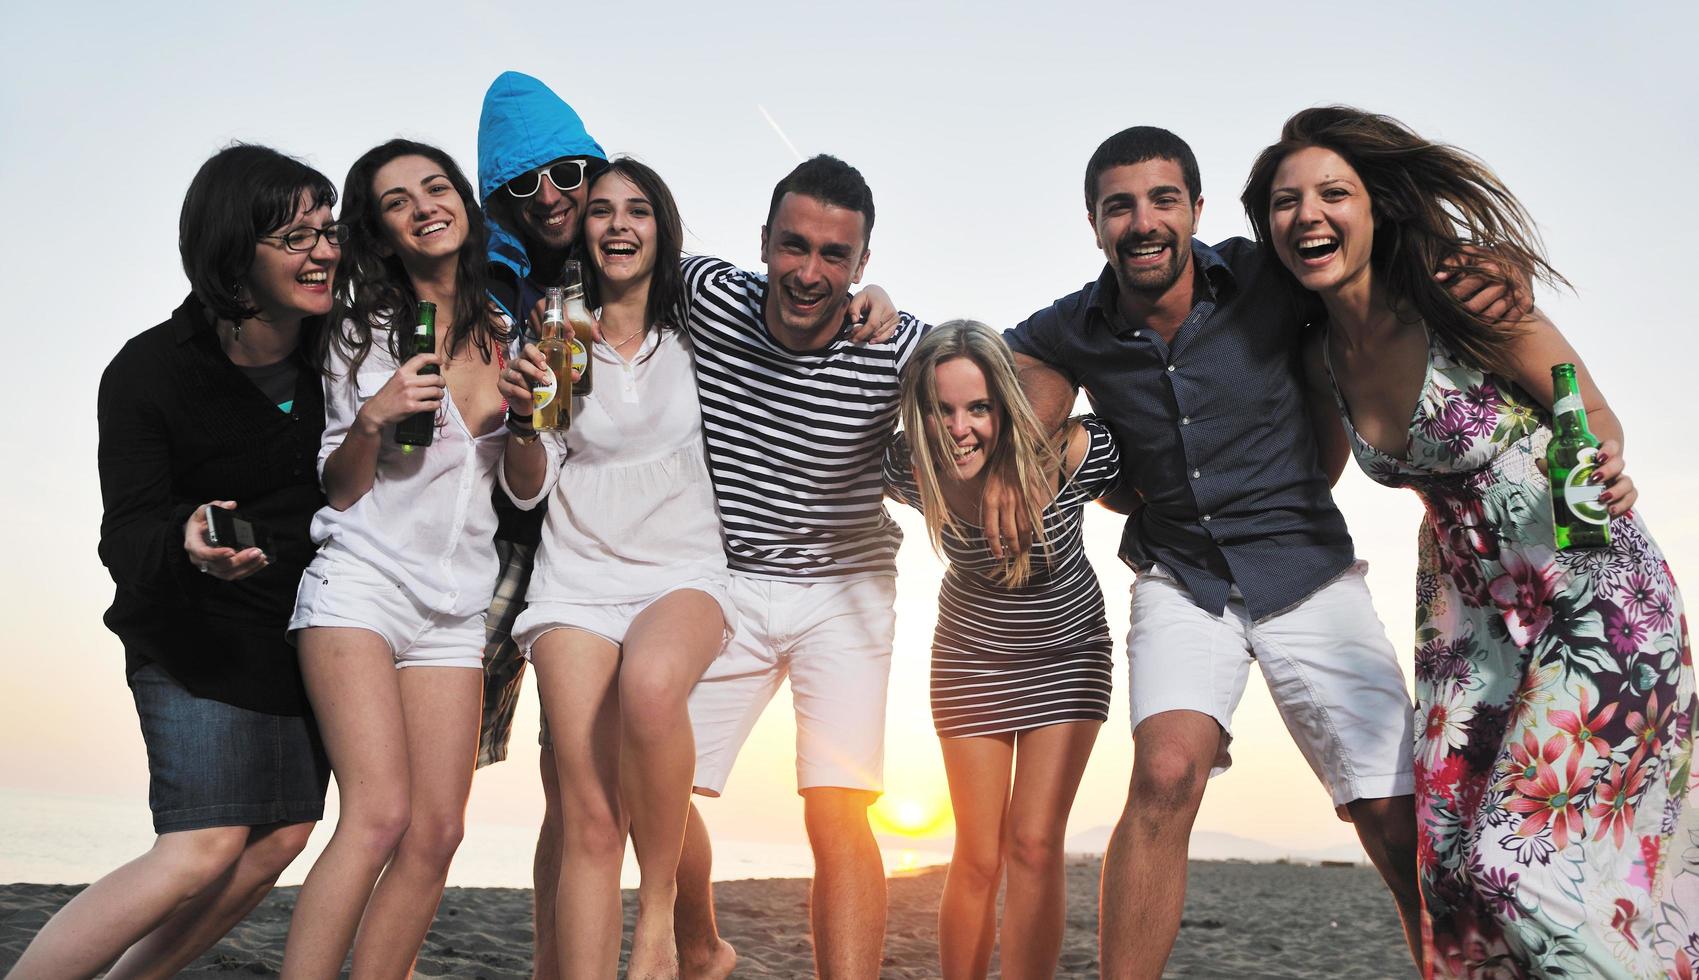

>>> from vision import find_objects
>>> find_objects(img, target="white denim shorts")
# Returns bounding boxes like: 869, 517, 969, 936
1126, 561, 1415, 806
514, 579, 737, 655
688, 574, 898, 797
289, 549, 486, 669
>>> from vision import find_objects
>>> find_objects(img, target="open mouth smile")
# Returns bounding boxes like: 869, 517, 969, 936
1295, 236, 1340, 262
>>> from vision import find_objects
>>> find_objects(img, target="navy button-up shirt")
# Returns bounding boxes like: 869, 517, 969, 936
1006, 237, 1353, 620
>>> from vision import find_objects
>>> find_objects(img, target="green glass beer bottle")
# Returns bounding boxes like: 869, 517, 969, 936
1546, 362, 1610, 550
395, 301, 438, 452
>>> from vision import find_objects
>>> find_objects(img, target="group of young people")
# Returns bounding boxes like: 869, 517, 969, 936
11, 69, 1694, 980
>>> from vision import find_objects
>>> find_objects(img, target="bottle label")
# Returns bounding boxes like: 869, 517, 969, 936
1553, 392, 1583, 417
570, 339, 589, 377
1562, 447, 1609, 525
532, 368, 558, 410
543, 308, 564, 326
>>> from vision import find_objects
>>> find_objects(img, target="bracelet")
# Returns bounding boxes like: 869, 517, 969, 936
506, 411, 539, 443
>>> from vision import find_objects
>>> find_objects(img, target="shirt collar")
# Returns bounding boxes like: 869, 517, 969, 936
170, 293, 216, 346
1087, 237, 1238, 328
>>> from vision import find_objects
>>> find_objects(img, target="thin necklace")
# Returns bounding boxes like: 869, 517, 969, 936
604, 329, 646, 355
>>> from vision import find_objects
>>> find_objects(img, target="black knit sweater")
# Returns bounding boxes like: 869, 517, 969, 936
98, 294, 325, 715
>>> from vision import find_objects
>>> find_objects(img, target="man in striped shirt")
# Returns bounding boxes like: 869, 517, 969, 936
674, 155, 926, 979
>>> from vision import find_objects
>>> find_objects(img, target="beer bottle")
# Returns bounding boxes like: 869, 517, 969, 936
533, 287, 571, 432
395, 301, 438, 452
561, 260, 594, 396
1546, 363, 1610, 550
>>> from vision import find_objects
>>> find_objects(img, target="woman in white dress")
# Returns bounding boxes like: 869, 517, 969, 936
498, 158, 733, 980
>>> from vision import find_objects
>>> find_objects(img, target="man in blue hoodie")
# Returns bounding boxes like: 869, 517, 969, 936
473, 70, 607, 980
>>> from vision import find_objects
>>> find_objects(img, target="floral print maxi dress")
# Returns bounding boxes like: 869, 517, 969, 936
1330, 339, 1696, 978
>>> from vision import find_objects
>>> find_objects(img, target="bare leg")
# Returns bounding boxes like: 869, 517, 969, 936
350, 665, 483, 978
533, 744, 563, 980
5, 827, 248, 979
619, 590, 728, 980
936, 735, 1014, 980
802, 787, 885, 979
1344, 794, 1423, 970
1098, 710, 1221, 980
282, 628, 412, 979
106, 822, 316, 980
1000, 722, 1100, 980
674, 803, 735, 980
534, 629, 627, 980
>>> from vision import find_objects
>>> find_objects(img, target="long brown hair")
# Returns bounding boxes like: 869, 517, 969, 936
899, 320, 1064, 588
326, 139, 504, 375
1241, 106, 1568, 373
581, 158, 687, 349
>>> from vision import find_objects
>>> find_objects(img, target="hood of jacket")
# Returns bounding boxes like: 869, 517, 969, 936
477, 71, 606, 295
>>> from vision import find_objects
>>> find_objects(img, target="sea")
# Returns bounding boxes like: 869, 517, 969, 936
0, 789, 953, 888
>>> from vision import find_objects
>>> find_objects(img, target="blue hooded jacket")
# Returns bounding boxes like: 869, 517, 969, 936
477, 71, 605, 317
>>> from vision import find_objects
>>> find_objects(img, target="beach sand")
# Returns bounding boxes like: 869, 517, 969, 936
0, 859, 1412, 978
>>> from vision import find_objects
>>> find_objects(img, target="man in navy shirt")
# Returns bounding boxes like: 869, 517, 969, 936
1003, 127, 1427, 977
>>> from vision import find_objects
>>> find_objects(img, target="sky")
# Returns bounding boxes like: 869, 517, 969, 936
2, 1, 1696, 878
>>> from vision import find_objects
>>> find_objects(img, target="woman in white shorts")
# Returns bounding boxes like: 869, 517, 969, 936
499, 158, 734, 980
282, 139, 539, 976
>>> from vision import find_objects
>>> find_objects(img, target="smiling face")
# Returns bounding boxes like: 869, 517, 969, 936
585, 171, 657, 289
243, 191, 339, 322
510, 157, 590, 253
372, 154, 468, 267
930, 356, 1000, 483
1089, 158, 1201, 298
1266, 146, 1376, 298
760, 192, 869, 349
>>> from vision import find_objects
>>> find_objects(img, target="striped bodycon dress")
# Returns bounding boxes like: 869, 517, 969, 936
883, 416, 1120, 738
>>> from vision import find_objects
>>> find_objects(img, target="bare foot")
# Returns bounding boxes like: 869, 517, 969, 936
678, 938, 736, 980
629, 904, 681, 980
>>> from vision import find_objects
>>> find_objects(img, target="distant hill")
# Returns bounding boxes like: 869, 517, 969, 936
1064, 826, 1367, 865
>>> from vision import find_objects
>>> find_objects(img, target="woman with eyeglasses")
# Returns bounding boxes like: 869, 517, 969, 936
278, 138, 538, 977
882, 320, 1120, 980
9, 145, 339, 979
495, 157, 734, 980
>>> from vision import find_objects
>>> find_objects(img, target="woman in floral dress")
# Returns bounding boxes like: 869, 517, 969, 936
1243, 106, 1695, 977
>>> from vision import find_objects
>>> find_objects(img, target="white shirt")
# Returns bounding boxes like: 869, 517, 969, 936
311, 321, 540, 618
502, 327, 727, 604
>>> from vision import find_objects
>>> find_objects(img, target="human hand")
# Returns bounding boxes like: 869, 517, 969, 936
354, 353, 444, 434
499, 343, 553, 415
183, 501, 268, 581
529, 295, 604, 344
1435, 245, 1534, 325
1593, 439, 1637, 517
980, 471, 1032, 559
845, 285, 899, 343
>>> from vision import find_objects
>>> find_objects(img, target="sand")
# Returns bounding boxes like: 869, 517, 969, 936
0, 859, 1413, 978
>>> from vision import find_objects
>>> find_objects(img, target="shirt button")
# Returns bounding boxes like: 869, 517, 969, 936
1192, 469, 1201, 479
1201, 514, 1212, 523
1166, 364, 1176, 373
1133, 330, 1142, 338
1181, 416, 1191, 425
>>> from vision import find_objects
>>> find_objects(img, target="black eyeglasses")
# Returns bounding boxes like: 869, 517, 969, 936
260, 223, 350, 252
504, 160, 590, 199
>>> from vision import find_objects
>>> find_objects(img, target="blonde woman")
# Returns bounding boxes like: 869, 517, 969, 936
883, 320, 1120, 980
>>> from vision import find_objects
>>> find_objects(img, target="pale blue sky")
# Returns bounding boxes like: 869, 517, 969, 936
2, 1, 1694, 872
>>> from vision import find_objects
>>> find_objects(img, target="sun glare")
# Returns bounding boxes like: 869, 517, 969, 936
870, 793, 952, 837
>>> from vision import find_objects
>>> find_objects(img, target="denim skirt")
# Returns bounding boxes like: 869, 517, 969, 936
129, 662, 330, 834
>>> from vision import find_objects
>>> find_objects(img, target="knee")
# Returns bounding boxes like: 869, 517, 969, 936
341, 797, 412, 861
1005, 823, 1064, 876
154, 826, 248, 895
803, 791, 875, 860
949, 839, 1003, 892
398, 812, 466, 869
619, 665, 687, 737
1128, 752, 1208, 818
248, 821, 316, 877
561, 803, 625, 862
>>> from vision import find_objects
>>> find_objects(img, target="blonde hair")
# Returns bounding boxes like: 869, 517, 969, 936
899, 320, 1064, 588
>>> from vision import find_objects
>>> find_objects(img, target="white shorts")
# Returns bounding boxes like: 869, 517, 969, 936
289, 550, 486, 669
513, 580, 738, 655
688, 574, 897, 797
1126, 562, 1414, 806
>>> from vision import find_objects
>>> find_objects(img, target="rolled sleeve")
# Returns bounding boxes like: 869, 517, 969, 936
499, 433, 563, 511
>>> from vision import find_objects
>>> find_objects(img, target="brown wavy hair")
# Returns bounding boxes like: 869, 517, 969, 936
1241, 106, 1568, 373
899, 320, 1065, 588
